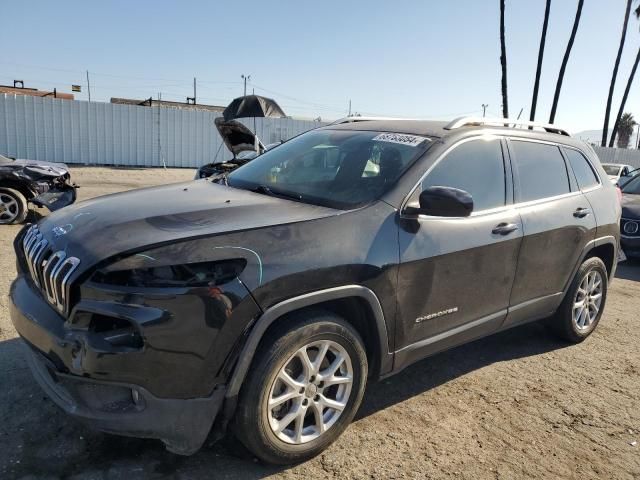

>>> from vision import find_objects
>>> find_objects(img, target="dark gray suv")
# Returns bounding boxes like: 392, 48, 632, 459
10, 117, 621, 464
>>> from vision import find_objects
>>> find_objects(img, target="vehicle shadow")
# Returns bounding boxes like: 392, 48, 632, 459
0, 320, 568, 479
615, 259, 640, 282
356, 320, 566, 420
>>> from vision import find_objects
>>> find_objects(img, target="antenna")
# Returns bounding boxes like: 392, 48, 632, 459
86, 71, 91, 102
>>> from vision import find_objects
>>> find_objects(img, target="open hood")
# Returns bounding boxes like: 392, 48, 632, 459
0, 154, 69, 179
214, 117, 264, 159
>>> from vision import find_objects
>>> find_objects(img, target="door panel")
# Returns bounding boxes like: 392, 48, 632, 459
396, 209, 523, 349
504, 139, 597, 326
507, 194, 596, 309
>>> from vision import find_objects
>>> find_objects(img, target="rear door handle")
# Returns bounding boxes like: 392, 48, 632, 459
573, 208, 591, 218
492, 222, 519, 235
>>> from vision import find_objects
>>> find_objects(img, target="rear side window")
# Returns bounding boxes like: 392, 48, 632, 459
564, 148, 600, 190
422, 138, 506, 211
511, 141, 570, 202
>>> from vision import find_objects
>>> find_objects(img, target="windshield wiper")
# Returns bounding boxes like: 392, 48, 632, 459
253, 185, 303, 201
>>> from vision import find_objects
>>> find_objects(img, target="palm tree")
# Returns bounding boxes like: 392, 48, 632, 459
609, 4, 640, 147
499, 0, 509, 118
530, 0, 552, 122
549, 0, 584, 124
616, 112, 637, 148
602, 0, 633, 146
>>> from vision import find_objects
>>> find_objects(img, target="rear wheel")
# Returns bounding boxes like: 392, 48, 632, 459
551, 257, 608, 343
233, 311, 368, 465
0, 188, 28, 225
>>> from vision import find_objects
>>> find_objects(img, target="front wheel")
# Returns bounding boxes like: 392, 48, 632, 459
0, 187, 28, 225
551, 257, 608, 343
233, 311, 368, 465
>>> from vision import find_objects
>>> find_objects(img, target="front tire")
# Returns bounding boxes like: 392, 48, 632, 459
233, 311, 368, 465
0, 187, 28, 225
551, 257, 608, 343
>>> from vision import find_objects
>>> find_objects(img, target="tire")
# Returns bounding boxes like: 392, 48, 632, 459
0, 187, 28, 225
550, 257, 608, 343
233, 310, 368, 465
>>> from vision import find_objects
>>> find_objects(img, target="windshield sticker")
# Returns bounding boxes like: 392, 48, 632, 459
372, 133, 429, 147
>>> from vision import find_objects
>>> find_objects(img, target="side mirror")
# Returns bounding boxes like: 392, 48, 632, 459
404, 186, 473, 217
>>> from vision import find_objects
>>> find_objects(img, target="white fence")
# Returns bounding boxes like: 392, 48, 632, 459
592, 145, 640, 169
0, 94, 325, 168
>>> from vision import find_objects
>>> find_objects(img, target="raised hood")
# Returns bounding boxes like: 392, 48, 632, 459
37, 180, 339, 270
0, 156, 69, 179
214, 117, 263, 159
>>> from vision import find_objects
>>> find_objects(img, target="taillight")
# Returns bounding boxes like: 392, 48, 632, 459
615, 186, 623, 204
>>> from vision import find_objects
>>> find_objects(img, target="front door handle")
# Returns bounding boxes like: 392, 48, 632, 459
492, 222, 519, 235
573, 208, 591, 218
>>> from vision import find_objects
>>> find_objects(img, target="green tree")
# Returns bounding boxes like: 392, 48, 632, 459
616, 112, 637, 148
549, 0, 584, 124
602, 0, 633, 146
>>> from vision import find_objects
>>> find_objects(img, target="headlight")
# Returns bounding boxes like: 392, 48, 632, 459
92, 258, 247, 288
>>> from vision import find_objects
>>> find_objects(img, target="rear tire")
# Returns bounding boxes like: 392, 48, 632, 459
233, 311, 368, 465
550, 257, 608, 343
0, 187, 28, 225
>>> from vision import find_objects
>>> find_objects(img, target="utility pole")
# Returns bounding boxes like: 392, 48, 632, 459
86, 70, 91, 102
157, 92, 164, 167
241, 74, 251, 96
187, 77, 196, 104
481, 104, 488, 117
348, 99, 352, 116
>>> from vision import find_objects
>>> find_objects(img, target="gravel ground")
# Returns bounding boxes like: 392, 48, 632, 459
1, 166, 639, 480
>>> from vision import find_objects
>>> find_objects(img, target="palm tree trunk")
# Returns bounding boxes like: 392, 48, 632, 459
602, 0, 633, 146
500, 0, 509, 118
549, 0, 584, 124
530, 0, 552, 122
609, 47, 640, 147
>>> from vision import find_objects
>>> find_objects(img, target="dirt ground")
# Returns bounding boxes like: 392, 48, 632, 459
1, 166, 639, 480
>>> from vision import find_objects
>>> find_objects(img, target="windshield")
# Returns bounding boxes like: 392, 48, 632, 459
227, 129, 432, 209
602, 164, 622, 176
622, 175, 640, 194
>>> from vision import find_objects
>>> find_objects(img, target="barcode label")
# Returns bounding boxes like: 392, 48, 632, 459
372, 133, 428, 147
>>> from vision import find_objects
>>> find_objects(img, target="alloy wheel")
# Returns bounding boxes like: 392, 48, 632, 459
266, 339, 353, 444
0, 193, 19, 223
573, 270, 603, 331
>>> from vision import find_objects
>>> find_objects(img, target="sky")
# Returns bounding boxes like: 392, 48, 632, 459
2, 0, 640, 135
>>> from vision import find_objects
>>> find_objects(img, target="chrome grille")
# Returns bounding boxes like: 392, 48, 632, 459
22, 225, 80, 314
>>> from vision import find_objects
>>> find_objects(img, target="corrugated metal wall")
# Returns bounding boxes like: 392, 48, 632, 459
0, 94, 325, 168
591, 146, 640, 169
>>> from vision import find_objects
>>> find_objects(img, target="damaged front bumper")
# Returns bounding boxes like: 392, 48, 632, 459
31, 183, 77, 212
23, 342, 225, 455
9, 275, 227, 455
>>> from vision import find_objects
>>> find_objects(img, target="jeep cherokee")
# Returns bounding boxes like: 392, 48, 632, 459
9, 117, 621, 464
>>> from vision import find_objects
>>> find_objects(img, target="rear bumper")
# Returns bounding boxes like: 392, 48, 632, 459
10, 275, 225, 455
22, 341, 224, 454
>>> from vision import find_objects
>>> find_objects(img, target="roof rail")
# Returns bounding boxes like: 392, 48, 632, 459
444, 116, 571, 137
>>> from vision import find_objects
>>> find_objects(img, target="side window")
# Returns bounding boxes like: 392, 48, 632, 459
511, 141, 570, 202
564, 148, 600, 190
422, 139, 506, 212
